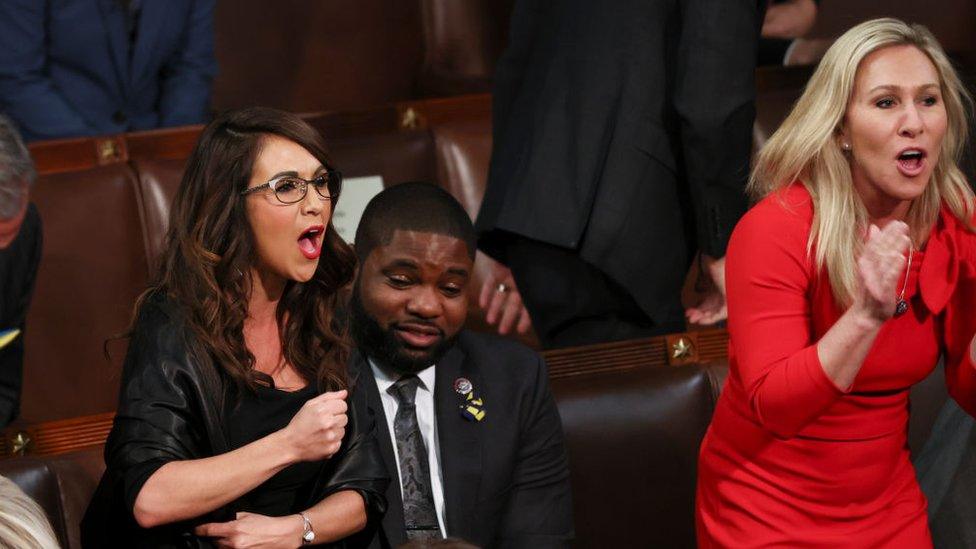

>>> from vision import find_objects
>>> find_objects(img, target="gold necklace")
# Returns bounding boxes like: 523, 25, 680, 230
894, 246, 914, 317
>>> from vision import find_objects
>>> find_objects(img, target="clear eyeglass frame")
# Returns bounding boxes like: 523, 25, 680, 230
240, 166, 342, 205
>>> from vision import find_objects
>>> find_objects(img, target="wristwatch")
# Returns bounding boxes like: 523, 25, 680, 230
299, 512, 315, 545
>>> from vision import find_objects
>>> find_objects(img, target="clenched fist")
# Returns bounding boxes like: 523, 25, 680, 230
854, 222, 912, 322
281, 389, 348, 462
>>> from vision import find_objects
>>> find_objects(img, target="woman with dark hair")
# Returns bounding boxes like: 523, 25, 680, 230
82, 107, 387, 547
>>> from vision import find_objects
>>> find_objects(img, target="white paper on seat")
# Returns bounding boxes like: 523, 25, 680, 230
331, 175, 385, 244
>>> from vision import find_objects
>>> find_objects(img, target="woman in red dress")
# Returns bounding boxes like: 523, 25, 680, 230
696, 19, 976, 548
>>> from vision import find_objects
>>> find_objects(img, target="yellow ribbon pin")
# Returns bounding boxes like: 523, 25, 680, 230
0, 329, 21, 350
461, 392, 486, 421
464, 405, 486, 421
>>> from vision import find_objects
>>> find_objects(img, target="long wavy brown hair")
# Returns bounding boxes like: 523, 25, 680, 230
137, 107, 355, 394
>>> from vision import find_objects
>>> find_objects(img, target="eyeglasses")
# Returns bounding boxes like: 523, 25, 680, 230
241, 167, 342, 205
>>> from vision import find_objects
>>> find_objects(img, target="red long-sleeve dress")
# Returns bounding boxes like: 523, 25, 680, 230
696, 184, 976, 548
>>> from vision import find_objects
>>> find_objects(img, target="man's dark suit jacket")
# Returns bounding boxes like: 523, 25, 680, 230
0, 0, 216, 141
349, 330, 573, 548
476, 0, 761, 324
0, 204, 42, 427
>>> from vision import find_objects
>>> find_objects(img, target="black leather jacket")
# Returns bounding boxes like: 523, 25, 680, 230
81, 294, 388, 547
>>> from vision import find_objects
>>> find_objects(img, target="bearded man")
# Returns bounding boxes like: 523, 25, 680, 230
347, 182, 573, 548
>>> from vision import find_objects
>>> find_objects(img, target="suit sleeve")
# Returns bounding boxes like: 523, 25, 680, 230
673, 0, 761, 257
490, 0, 542, 153
157, 0, 216, 127
0, 206, 41, 427
0, 0, 96, 140
725, 201, 846, 439
497, 353, 573, 549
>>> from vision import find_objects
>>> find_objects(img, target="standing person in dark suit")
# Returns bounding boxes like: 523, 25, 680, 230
0, 114, 40, 428
0, 0, 216, 142
477, 0, 762, 348
348, 183, 573, 548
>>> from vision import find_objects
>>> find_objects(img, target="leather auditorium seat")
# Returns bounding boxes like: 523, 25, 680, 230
430, 116, 491, 221
806, 0, 976, 55
416, 0, 513, 97
211, 1, 509, 114
213, 1, 426, 114
553, 364, 721, 548
320, 126, 438, 187
133, 158, 189, 267
22, 164, 149, 424
0, 447, 103, 549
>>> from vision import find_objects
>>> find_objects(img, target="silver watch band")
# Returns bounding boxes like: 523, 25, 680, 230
299, 512, 315, 545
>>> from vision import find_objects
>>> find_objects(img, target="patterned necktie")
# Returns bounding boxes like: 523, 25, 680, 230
388, 375, 442, 540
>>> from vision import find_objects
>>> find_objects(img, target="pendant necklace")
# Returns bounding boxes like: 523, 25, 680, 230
894, 246, 914, 317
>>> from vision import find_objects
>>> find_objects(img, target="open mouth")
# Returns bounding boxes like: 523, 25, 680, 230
297, 225, 324, 260
896, 149, 926, 177
394, 322, 444, 349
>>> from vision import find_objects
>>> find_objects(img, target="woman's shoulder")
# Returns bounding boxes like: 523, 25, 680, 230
747, 183, 814, 225
126, 290, 204, 373
133, 290, 191, 339
732, 183, 814, 247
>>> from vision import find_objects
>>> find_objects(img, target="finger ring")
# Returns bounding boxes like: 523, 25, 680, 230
496, 283, 509, 293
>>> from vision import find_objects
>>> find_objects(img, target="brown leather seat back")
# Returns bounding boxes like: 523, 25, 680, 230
430, 115, 492, 220
416, 0, 511, 96
552, 365, 720, 549
133, 158, 190, 269
325, 130, 438, 186
752, 66, 811, 153
213, 1, 425, 113
0, 446, 104, 549
807, 0, 976, 53
22, 166, 149, 424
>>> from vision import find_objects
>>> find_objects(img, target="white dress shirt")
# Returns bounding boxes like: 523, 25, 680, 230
370, 359, 448, 537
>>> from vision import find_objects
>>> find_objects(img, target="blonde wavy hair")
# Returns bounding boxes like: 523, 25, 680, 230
0, 476, 59, 549
749, 18, 974, 305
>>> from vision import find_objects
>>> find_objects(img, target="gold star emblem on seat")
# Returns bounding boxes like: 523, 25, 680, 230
11, 432, 30, 456
672, 337, 693, 359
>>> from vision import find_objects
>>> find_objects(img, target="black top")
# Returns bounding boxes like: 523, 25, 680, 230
225, 383, 320, 516
0, 203, 42, 427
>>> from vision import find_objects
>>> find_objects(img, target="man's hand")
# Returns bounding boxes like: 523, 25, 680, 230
478, 254, 532, 335
685, 254, 727, 326
194, 512, 303, 548
761, 0, 818, 39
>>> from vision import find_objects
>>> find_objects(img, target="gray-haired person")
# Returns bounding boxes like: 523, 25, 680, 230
0, 114, 41, 427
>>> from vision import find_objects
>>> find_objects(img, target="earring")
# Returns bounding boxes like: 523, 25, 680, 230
842, 142, 851, 151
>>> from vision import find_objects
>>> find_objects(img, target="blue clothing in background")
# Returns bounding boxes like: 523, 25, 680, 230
0, 0, 216, 141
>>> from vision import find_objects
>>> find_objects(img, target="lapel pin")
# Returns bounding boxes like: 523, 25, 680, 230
462, 404, 486, 422
454, 377, 473, 395
456, 380, 486, 422
0, 328, 21, 351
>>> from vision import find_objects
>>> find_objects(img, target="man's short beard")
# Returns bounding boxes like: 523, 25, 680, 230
349, 283, 457, 375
